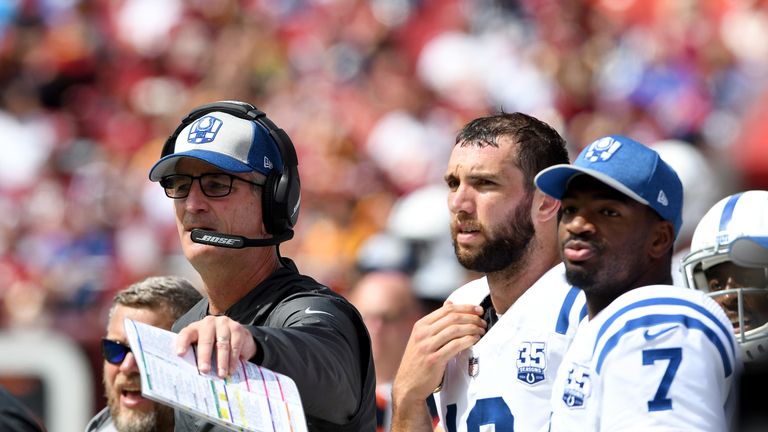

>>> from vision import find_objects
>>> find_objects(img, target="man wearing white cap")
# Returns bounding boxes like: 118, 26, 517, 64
535, 135, 740, 431
148, 101, 376, 431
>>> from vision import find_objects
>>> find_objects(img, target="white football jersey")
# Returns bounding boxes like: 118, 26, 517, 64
549, 285, 740, 431
434, 263, 586, 432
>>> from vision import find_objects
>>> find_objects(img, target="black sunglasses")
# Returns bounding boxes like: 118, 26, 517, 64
101, 338, 132, 365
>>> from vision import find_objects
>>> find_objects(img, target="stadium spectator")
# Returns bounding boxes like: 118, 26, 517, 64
348, 270, 428, 431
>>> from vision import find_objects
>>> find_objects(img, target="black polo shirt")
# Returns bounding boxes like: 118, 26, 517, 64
173, 259, 376, 432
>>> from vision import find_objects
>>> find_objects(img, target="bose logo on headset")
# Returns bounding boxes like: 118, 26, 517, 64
160, 101, 301, 240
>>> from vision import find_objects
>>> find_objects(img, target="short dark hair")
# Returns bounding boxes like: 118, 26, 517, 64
109, 276, 202, 323
455, 112, 569, 192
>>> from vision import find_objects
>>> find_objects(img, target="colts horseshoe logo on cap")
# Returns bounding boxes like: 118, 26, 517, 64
188, 115, 223, 144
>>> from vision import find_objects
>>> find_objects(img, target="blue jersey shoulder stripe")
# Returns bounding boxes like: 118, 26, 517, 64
555, 287, 582, 335
594, 314, 733, 378
594, 297, 735, 356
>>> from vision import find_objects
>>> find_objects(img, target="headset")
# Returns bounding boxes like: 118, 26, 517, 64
162, 101, 300, 245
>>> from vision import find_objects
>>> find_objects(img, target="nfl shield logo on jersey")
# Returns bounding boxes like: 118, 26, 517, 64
468, 356, 480, 378
562, 364, 591, 409
516, 341, 546, 385
188, 115, 223, 144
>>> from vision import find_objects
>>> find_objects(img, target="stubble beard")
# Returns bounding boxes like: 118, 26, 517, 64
563, 236, 602, 292
453, 196, 535, 275
105, 376, 173, 432
563, 240, 638, 303
564, 265, 596, 290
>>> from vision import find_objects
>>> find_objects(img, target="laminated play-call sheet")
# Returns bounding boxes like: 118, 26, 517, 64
124, 318, 308, 432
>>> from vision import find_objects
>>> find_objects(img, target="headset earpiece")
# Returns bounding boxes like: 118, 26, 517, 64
163, 101, 300, 237
262, 162, 300, 234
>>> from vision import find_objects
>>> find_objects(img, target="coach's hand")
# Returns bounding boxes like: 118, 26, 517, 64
391, 301, 486, 431
176, 315, 257, 378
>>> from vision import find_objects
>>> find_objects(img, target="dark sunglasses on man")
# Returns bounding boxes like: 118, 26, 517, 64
101, 338, 132, 365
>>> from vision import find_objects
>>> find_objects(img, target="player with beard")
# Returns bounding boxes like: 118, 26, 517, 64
86, 276, 202, 432
391, 113, 586, 432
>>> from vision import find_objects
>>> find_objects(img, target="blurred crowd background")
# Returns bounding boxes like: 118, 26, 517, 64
1, 0, 767, 429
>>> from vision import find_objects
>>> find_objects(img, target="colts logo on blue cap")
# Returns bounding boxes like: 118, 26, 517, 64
584, 137, 622, 162
188, 115, 223, 144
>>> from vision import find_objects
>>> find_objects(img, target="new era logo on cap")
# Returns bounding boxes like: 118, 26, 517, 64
534, 135, 684, 238
657, 190, 669, 207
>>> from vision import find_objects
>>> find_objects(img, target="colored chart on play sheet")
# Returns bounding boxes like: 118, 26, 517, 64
125, 318, 308, 432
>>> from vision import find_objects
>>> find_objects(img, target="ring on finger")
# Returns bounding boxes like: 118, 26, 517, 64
216, 336, 230, 343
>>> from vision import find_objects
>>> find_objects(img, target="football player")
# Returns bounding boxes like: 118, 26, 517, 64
681, 190, 768, 431
536, 135, 739, 431
391, 112, 586, 432
681, 190, 768, 363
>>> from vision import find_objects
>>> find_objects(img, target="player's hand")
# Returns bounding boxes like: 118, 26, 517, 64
392, 301, 486, 404
176, 315, 257, 378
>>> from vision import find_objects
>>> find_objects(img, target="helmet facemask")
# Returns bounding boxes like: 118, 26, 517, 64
698, 262, 768, 362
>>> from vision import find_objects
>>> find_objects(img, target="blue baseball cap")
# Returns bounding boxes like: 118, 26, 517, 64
535, 135, 684, 237
148, 111, 284, 181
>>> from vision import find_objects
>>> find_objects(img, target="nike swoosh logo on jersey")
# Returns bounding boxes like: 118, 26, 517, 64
304, 307, 334, 317
643, 326, 677, 341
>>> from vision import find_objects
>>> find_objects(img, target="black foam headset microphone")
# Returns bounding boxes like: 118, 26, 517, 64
162, 101, 301, 238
